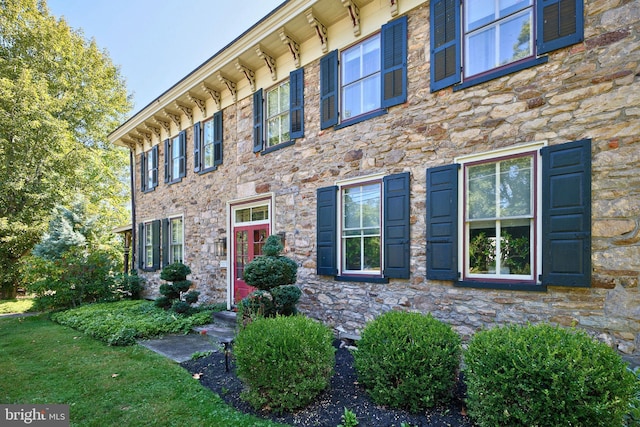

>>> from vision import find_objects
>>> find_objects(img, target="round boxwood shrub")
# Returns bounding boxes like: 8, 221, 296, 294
242, 235, 297, 292
234, 315, 335, 413
464, 323, 639, 427
270, 285, 301, 316
353, 310, 462, 412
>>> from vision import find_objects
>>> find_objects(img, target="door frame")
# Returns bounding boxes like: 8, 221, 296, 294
226, 193, 274, 309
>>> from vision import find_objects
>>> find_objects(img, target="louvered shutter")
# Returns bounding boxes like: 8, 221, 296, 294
290, 68, 304, 139
383, 172, 410, 279
253, 89, 263, 153
151, 145, 158, 188
163, 139, 170, 183
541, 139, 591, 287
213, 111, 223, 166
140, 153, 146, 192
138, 223, 145, 269
162, 218, 170, 267
316, 186, 338, 276
152, 219, 161, 271
320, 50, 338, 129
537, 0, 584, 54
193, 121, 201, 173
430, 0, 461, 92
426, 164, 459, 280
178, 130, 186, 179
381, 16, 407, 108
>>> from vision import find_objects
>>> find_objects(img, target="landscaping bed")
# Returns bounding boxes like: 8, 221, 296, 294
182, 340, 475, 427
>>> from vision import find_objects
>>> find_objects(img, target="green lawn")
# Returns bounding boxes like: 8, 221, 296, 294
0, 314, 286, 427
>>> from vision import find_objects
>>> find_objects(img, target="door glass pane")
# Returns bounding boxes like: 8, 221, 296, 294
253, 229, 268, 256
235, 231, 248, 280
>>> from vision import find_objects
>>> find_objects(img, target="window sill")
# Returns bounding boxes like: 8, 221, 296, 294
454, 56, 549, 92
335, 275, 389, 284
261, 140, 295, 155
142, 187, 156, 194
335, 109, 387, 130
198, 166, 217, 175
455, 280, 546, 292
167, 177, 184, 185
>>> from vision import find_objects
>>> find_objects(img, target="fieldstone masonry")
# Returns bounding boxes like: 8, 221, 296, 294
133, 1, 639, 355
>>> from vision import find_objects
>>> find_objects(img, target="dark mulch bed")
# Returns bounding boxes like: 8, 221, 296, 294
181, 340, 476, 427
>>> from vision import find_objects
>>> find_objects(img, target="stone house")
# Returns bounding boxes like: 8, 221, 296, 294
109, 0, 640, 355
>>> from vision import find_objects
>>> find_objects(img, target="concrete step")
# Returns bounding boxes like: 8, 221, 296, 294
193, 323, 236, 343
213, 310, 237, 328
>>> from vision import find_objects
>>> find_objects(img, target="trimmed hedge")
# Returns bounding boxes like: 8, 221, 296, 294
353, 310, 462, 412
464, 323, 639, 427
234, 315, 335, 413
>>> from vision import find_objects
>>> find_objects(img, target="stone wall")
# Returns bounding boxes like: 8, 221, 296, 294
134, 0, 640, 354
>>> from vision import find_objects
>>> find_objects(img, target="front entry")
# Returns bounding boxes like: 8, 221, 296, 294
233, 225, 269, 302
230, 199, 272, 304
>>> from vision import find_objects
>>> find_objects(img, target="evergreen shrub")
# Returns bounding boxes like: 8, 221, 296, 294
353, 310, 462, 412
270, 285, 301, 316
234, 315, 335, 413
464, 323, 640, 427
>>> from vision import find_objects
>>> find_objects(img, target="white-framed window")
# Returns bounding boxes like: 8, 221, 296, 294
266, 80, 290, 148
339, 176, 383, 276
457, 142, 543, 283
202, 118, 215, 170
164, 131, 186, 184
464, 0, 533, 78
341, 34, 381, 121
145, 223, 154, 268
168, 217, 183, 264
140, 146, 158, 192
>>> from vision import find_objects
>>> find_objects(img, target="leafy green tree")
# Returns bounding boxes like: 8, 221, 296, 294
0, 0, 131, 298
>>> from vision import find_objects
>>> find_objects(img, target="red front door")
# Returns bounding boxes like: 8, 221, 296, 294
233, 225, 269, 303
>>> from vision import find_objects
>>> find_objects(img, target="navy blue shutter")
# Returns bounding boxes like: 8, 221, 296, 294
178, 130, 186, 178
163, 139, 170, 183
162, 218, 170, 267
430, 0, 461, 92
426, 164, 459, 280
537, 0, 584, 54
151, 145, 158, 188
152, 219, 161, 271
381, 16, 408, 108
138, 223, 145, 269
316, 186, 338, 276
541, 139, 591, 287
253, 89, 263, 153
213, 111, 223, 166
290, 68, 304, 139
383, 172, 410, 279
140, 153, 146, 192
193, 122, 201, 173
320, 50, 338, 129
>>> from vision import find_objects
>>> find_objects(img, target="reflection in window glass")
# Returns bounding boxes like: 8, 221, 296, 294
266, 81, 290, 147
342, 183, 381, 273
341, 34, 381, 120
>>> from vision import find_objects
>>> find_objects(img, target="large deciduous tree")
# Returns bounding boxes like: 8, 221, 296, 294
0, 0, 131, 298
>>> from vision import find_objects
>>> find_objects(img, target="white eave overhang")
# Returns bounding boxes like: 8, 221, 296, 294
108, 0, 419, 150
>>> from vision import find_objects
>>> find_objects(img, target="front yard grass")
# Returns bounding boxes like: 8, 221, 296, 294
0, 314, 285, 426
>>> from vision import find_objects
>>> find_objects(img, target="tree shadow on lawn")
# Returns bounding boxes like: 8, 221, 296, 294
181, 340, 476, 427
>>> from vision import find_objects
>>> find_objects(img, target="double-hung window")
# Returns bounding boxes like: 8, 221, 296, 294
164, 130, 186, 183
320, 15, 407, 129
253, 68, 304, 153
430, 0, 584, 91
163, 216, 184, 266
194, 111, 223, 173
426, 139, 592, 290
317, 172, 411, 281
138, 220, 160, 271
140, 146, 158, 192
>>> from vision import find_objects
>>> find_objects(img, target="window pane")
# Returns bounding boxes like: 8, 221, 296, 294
280, 83, 289, 111
468, 163, 497, 219
267, 118, 280, 147
363, 75, 381, 113
172, 136, 180, 178
344, 237, 362, 270
499, 12, 532, 66
469, 224, 497, 274
236, 208, 250, 223
251, 205, 268, 221
499, 157, 532, 217
344, 187, 361, 229
466, 0, 495, 31
204, 142, 214, 169
343, 82, 361, 119
501, 221, 531, 275
466, 27, 495, 76
363, 236, 381, 271
360, 184, 380, 228
342, 48, 361, 85
499, 0, 532, 17
267, 88, 280, 117
362, 36, 380, 76
203, 120, 214, 169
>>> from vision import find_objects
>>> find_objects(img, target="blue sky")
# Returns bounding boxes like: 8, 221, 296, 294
47, 0, 284, 113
